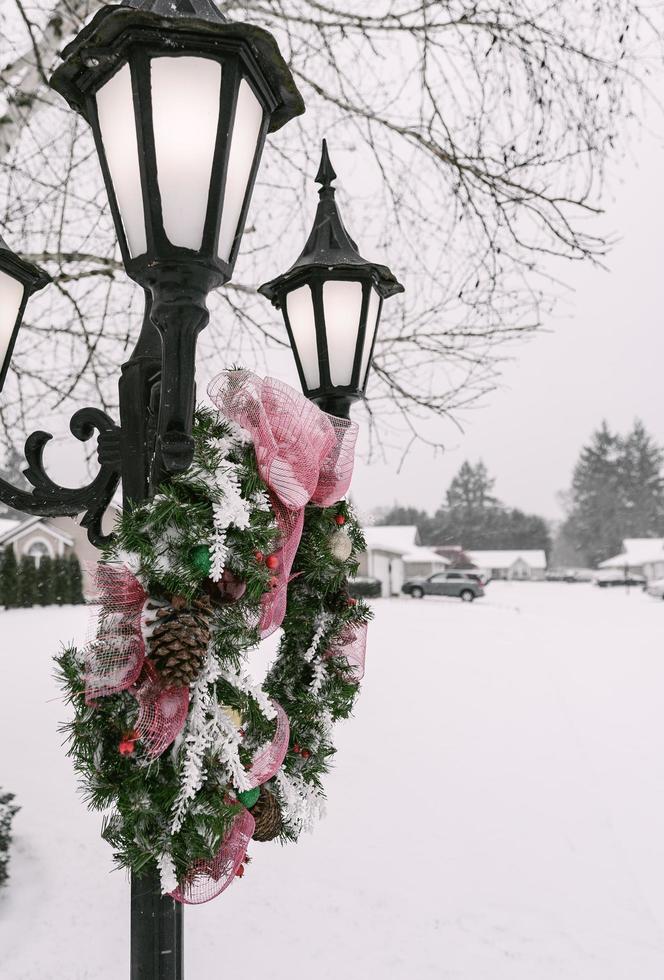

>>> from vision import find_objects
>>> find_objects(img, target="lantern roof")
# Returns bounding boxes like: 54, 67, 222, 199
0, 234, 51, 291
259, 140, 404, 305
50, 0, 304, 133
124, 0, 226, 22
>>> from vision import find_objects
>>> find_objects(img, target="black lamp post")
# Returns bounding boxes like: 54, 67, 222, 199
259, 140, 404, 418
0, 2, 304, 978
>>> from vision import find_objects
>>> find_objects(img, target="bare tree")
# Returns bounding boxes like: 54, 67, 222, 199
0, 0, 660, 459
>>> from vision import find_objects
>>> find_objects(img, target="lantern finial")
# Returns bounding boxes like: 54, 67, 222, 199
123, 0, 227, 23
315, 139, 337, 193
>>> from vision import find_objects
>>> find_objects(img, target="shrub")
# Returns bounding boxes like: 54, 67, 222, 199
348, 576, 382, 598
17, 555, 38, 607
0, 791, 20, 889
0, 548, 19, 608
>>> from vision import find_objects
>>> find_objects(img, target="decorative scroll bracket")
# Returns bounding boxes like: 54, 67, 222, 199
0, 407, 121, 548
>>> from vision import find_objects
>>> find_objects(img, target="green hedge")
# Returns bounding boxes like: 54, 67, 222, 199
0, 791, 19, 890
348, 576, 382, 598
0, 551, 85, 608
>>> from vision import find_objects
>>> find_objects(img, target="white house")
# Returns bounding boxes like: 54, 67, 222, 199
467, 549, 547, 581
0, 507, 120, 596
358, 525, 449, 597
598, 538, 664, 581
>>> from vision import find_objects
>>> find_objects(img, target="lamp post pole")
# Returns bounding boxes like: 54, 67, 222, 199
119, 298, 185, 978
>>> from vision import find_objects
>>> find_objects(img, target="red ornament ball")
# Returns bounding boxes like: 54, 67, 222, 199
293, 743, 301, 755
254, 551, 265, 563
119, 739, 135, 757
235, 864, 245, 879
266, 554, 280, 570
347, 597, 358, 607
301, 749, 311, 760
335, 514, 346, 526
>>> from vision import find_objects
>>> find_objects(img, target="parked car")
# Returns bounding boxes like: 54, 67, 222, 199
593, 570, 647, 588
448, 568, 490, 586
646, 578, 664, 600
402, 571, 485, 601
348, 576, 382, 599
546, 568, 593, 583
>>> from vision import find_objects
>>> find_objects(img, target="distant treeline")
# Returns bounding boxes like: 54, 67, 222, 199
380, 460, 552, 554
380, 421, 664, 568
0, 551, 85, 608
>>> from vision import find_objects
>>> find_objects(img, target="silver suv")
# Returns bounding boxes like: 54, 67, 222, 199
402, 571, 485, 602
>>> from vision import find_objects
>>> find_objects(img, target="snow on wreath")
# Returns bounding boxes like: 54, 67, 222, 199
57, 370, 371, 904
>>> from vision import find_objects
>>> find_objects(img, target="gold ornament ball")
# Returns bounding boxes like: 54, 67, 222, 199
329, 528, 353, 562
221, 706, 243, 729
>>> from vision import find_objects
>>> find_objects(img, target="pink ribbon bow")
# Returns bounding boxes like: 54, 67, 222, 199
170, 807, 255, 905
84, 565, 148, 702
208, 370, 359, 637
84, 564, 188, 757
324, 621, 369, 683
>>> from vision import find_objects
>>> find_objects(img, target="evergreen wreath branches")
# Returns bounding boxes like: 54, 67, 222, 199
56, 405, 370, 900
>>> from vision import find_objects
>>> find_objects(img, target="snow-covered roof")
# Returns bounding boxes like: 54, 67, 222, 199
0, 515, 74, 547
363, 525, 419, 555
402, 546, 450, 566
467, 550, 547, 570
0, 518, 20, 542
599, 538, 664, 568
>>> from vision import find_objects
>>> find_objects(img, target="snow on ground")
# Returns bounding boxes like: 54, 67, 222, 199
2, 584, 664, 979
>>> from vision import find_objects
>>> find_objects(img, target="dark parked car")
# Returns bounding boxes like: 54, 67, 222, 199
402, 571, 485, 602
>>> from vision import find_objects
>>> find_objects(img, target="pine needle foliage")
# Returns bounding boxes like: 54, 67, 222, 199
56, 410, 371, 886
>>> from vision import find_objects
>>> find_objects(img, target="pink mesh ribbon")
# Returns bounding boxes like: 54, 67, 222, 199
208, 370, 358, 637
170, 808, 255, 905
84, 565, 147, 702
324, 621, 369, 683
133, 661, 189, 760
244, 700, 290, 789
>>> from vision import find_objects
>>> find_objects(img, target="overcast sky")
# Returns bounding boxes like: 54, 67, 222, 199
344, 118, 664, 524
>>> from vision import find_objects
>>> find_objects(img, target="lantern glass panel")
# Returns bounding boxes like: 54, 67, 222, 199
151, 56, 222, 251
0, 270, 24, 371
286, 284, 320, 390
96, 64, 147, 258
217, 79, 264, 262
359, 287, 381, 388
323, 279, 363, 386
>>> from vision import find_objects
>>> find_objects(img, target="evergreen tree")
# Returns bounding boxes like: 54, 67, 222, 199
417, 460, 552, 552
379, 506, 433, 541
36, 556, 55, 606
17, 556, 38, 608
446, 460, 497, 511
620, 420, 664, 536
563, 420, 664, 566
53, 556, 69, 605
66, 555, 85, 605
564, 422, 624, 567
0, 548, 19, 609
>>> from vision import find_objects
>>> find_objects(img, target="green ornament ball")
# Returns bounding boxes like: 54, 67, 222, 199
190, 545, 213, 577
238, 787, 261, 809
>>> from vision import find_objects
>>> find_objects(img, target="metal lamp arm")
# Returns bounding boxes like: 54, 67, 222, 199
0, 406, 122, 547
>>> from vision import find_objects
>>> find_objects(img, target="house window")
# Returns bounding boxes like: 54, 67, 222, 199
25, 540, 52, 567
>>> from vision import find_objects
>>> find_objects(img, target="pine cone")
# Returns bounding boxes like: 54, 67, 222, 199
251, 785, 283, 842
146, 594, 212, 686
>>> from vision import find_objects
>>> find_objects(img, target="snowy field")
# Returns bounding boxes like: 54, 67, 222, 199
2, 582, 664, 979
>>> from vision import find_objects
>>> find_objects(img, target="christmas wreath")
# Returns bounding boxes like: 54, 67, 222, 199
57, 371, 370, 904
